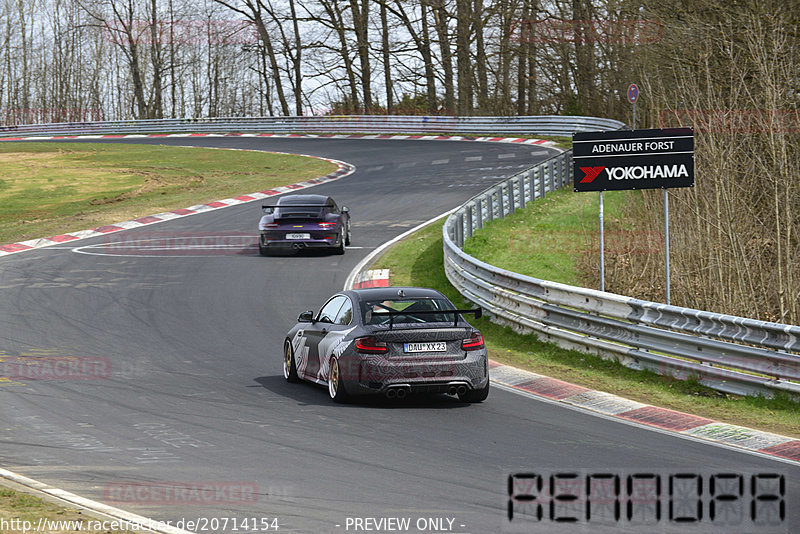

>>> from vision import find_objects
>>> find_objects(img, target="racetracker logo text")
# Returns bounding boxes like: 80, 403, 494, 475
104, 481, 259, 505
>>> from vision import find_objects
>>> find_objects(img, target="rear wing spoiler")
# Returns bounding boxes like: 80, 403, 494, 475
372, 308, 482, 329
262, 203, 332, 214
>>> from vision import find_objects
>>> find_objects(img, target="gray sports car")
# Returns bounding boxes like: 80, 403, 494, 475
283, 287, 490, 403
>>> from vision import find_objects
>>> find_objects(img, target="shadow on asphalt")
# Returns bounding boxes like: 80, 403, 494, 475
252, 375, 473, 410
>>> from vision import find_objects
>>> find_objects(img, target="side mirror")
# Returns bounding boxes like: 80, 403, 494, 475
298, 310, 314, 323
341, 206, 349, 214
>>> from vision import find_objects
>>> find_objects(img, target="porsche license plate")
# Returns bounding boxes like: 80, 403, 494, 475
404, 342, 447, 353
286, 233, 311, 240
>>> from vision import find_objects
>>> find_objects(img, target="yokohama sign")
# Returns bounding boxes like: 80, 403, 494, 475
572, 128, 694, 191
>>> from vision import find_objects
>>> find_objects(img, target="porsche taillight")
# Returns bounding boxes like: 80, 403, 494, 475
319, 222, 337, 228
462, 331, 484, 351
355, 336, 388, 354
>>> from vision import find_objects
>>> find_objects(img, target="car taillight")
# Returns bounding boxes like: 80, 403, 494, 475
318, 222, 337, 228
261, 223, 279, 229
462, 331, 484, 351
355, 336, 388, 354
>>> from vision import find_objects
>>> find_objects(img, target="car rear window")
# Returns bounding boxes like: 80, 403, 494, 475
361, 298, 457, 325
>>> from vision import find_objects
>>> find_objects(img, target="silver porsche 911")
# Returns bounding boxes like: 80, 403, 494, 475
283, 287, 489, 403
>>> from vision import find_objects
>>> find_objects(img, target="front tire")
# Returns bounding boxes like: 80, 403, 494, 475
284, 341, 299, 382
328, 357, 349, 403
459, 380, 489, 403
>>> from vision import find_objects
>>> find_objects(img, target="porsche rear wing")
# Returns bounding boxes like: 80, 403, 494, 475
373, 308, 482, 329
262, 203, 332, 219
263, 203, 333, 212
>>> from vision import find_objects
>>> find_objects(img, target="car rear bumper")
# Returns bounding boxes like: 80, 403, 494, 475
338, 351, 489, 395
260, 233, 340, 249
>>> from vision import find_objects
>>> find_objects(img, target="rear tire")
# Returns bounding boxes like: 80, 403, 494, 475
259, 243, 271, 256
459, 381, 489, 403
334, 233, 346, 255
328, 357, 350, 403
284, 341, 299, 383
344, 222, 352, 246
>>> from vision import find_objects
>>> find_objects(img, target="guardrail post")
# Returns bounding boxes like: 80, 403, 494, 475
466, 205, 473, 239
456, 213, 464, 247
476, 199, 483, 229
498, 187, 505, 218
539, 167, 546, 199
527, 170, 535, 203
507, 179, 515, 212
548, 160, 555, 193
486, 194, 494, 222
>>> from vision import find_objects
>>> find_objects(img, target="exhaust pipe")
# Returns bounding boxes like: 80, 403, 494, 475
456, 386, 467, 396
395, 388, 408, 399
385, 388, 397, 399
447, 386, 458, 396
292, 243, 306, 250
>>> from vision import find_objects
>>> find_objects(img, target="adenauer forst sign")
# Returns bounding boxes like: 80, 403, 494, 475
572, 128, 694, 192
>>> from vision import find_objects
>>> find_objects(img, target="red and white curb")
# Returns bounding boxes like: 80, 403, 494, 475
352, 269, 390, 289
489, 361, 800, 464
0, 131, 558, 147
0, 149, 355, 257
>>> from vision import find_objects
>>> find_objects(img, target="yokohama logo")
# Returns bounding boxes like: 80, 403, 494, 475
579, 166, 605, 183
606, 164, 689, 180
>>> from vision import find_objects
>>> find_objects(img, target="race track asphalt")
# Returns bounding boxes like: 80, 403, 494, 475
1, 137, 797, 534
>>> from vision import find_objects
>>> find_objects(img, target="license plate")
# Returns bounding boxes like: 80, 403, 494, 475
285, 233, 311, 240
404, 342, 447, 353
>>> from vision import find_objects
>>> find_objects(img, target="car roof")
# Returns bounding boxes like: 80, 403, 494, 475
277, 194, 330, 206
342, 287, 449, 303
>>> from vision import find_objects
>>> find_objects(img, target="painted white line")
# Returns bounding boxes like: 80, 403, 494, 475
498, 153, 516, 159
343, 208, 457, 291
464, 156, 482, 162
431, 159, 450, 165
0, 467, 193, 534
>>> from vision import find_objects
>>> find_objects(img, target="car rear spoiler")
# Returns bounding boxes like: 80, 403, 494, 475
263, 203, 333, 212
373, 308, 482, 329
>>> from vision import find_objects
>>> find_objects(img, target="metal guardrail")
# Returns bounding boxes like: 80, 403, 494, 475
443, 151, 800, 398
0, 115, 625, 138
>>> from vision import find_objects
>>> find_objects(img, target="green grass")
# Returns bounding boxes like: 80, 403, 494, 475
0, 486, 144, 533
464, 188, 630, 287
371, 219, 800, 438
0, 143, 336, 245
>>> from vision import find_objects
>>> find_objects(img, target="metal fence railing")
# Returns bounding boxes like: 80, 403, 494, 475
443, 151, 800, 399
0, 115, 625, 138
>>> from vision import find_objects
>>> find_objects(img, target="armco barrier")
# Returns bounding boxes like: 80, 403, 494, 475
0, 115, 625, 138
443, 151, 800, 398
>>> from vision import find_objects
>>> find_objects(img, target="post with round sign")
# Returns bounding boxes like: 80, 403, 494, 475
628, 83, 639, 129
